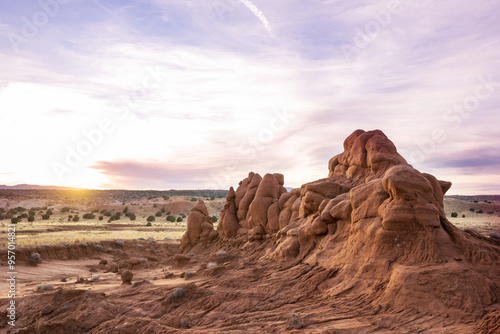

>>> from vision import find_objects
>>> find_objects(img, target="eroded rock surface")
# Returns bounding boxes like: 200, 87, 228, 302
213, 129, 500, 321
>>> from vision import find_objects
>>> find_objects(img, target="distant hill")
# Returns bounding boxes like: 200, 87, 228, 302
0, 184, 81, 190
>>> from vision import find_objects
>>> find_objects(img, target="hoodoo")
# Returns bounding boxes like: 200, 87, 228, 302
207, 129, 500, 323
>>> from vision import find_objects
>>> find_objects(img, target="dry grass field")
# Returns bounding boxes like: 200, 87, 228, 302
0, 190, 226, 248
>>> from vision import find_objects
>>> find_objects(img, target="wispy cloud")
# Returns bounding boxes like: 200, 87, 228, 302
0, 0, 499, 193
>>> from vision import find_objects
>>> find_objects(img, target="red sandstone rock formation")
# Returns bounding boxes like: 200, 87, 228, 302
181, 200, 217, 252
214, 129, 500, 320
218, 172, 286, 239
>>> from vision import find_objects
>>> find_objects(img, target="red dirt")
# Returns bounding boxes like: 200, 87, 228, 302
1, 129, 499, 333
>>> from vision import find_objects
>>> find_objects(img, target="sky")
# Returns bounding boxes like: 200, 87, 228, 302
0, 0, 499, 194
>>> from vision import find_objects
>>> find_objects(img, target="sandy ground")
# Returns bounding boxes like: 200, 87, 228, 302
0, 238, 498, 333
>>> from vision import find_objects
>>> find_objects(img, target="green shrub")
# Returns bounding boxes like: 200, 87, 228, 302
108, 212, 121, 222
99, 216, 104, 221
83, 213, 96, 219
161, 207, 166, 213
61, 207, 71, 213
104, 211, 112, 217
210, 196, 215, 200
451, 212, 458, 218
191, 198, 197, 202
73, 215, 80, 222
153, 204, 158, 208
128, 213, 136, 221
11, 217, 20, 224
177, 217, 183, 222
123, 207, 128, 214
46, 209, 53, 215
19, 213, 28, 218
167, 211, 171, 215
166, 215, 176, 222
0, 214, 4, 220
100, 209, 107, 214
28, 216, 35, 222
469, 208, 475, 212
147, 216, 155, 222
476, 210, 484, 214
146, 222, 152, 227
462, 214, 465, 218
42, 214, 50, 220
155, 211, 162, 217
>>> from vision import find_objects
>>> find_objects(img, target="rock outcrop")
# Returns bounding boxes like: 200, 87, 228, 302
181, 200, 217, 252
218, 172, 287, 239
214, 129, 500, 321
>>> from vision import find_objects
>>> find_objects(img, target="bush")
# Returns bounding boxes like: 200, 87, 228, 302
210, 196, 215, 200
29, 253, 42, 266
128, 213, 136, 221
161, 207, 166, 213
462, 214, 465, 218
153, 204, 158, 208
166, 215, 176, 222
163, 196, 170, 200
41, 214, 51, 220
211, 215, 218, 222
73, 215, 80, 222
123, 207, 128, 214
46, 209, 53, 215
28, 215, 35, 222
191, 198, 197, 202
170, 287, 185, 301
100, 209, 107, 214
451, 212, 458, 218
0, 214, 4, 220
167, 211, 171, 215
470, 208, 475, 212
19, 213, 28, 218
61, 207, 71, 213
104, 211, 112, 217
99, 216, 104, 221
11, 217, 20, 224
83, 213, 96, 219
476, 210, 484, 214
147, 216, 155, 222
109, 212, 121, 222
176, 217, 183, 222
155, 211, 162, 217
146, 222, 152, 227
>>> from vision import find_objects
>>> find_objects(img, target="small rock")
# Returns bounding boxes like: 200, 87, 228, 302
121, 270, 133, 285
164, 272, 174, 279
41, 305, 55, 315
99, 259, 108, 265
173, 254, 190, 262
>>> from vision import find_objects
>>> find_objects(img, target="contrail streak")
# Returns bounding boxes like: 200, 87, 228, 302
239, 0, 274, 37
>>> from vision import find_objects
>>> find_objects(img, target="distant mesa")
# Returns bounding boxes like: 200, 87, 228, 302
181, 129, 500, 320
